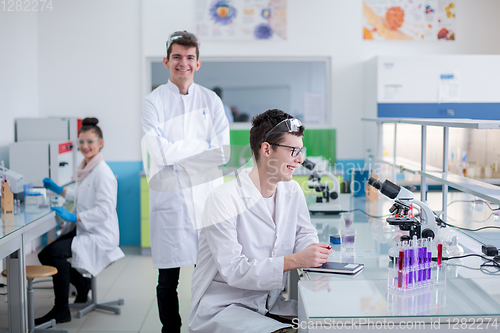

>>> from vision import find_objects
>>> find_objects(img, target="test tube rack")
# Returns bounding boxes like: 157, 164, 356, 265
388, 262, 447, 292
387, 284, 446, 316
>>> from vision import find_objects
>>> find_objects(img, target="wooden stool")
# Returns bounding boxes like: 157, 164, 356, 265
2, 266, 68, 333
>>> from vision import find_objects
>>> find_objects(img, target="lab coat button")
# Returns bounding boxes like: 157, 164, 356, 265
273, 249, 277, 256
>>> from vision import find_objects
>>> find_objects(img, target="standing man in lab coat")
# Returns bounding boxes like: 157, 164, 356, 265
141, 31, 230, 333
189, 109, 332, 333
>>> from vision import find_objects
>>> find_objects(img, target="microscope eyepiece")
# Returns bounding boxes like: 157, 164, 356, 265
380, 180, 401, 199
368, 177, 382, 190
368, 177, 401, 199
302, 159, 315, 171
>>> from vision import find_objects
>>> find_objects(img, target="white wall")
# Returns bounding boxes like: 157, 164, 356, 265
0, 11, 39, 167
2, 0, 500, 163
37, 0, 142, 161
142, 0, 500, 160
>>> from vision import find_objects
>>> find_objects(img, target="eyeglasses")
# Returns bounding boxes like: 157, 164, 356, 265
166, 30, 199, 49
261, 118, 302, 144
78, 138, 101, 146
268, 143, 305, 158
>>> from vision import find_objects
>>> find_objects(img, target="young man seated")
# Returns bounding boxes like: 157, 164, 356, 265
189, 109, 332, 333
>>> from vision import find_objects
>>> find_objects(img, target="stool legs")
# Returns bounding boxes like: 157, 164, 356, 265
69, 275, 124, 318
27, 278, 68, 333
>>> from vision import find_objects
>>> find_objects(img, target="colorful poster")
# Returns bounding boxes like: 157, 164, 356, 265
195, 0, 286, 40
363, 0, 456, 41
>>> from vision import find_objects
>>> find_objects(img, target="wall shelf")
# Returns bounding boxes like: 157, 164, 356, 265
379, 156, 441, 175
363, 117, 500, 129
421, 171, 500, 205
364, 117, 500, 221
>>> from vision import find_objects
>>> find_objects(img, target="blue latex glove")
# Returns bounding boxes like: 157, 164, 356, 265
51, 207, 78, 223
43, 178, 63, 195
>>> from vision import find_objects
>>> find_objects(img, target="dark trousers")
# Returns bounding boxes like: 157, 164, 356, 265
38, 230, 89, 307
157, 268, 181, 333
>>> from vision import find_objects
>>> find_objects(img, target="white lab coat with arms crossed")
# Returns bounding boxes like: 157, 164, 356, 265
189, 168, 319, 333
60, 161, 124, 276
141, 81, 230, 269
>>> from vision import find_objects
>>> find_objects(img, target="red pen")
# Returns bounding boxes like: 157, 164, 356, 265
327, 245, 332, 250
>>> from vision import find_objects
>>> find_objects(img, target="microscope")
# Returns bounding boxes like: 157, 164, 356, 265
367, 177, 438, 240
302, 159, 342, 214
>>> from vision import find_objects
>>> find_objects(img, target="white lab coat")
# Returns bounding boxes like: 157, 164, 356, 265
141, 80, 230, 269
61, 160, 124, 276
189, 168, 319, 333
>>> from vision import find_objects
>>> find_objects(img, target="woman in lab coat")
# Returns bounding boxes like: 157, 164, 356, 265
189, 110, 332, 333
35, 117, 124, 325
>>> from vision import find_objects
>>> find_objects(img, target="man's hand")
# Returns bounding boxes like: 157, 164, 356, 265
284, 243, 331, 272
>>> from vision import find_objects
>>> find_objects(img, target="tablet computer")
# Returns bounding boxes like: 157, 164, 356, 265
304, 262, 364, 274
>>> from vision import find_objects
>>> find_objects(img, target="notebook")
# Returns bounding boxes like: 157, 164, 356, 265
304, 262, 364, 274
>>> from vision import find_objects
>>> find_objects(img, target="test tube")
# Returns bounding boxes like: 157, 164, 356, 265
1, 161, 5, 182
427, 252, 432, 281
398, 244, 404, 288
422, 238, 428, 282
412, 235, 418, 287
437, 240, 443, 266
426, 237, 432, 281
403, 241, 409, 289
403, 241, 409, 267
427, 237, 434, 263
408, 240, 414, 288
415, 239, 422, 284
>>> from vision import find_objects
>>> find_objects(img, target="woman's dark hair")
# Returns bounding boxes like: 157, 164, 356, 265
79, 117, 103, 139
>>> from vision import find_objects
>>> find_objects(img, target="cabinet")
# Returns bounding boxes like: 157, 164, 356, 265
363, 117, 500, 222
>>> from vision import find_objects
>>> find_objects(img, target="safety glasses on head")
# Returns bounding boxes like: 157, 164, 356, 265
261, 118, 302, 144
166, 31, 199, 49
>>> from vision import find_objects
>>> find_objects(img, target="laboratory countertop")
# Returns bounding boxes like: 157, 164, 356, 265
1, 186, 73, 241
302, 191, 500, 321
0, 205, 53, 239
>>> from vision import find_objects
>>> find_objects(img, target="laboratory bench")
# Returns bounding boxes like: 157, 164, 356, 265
298, 191, 500, 332
1, 202, 63, 332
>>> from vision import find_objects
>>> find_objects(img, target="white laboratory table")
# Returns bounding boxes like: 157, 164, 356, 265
1, 205, 62, 333
298, 192, 500, 332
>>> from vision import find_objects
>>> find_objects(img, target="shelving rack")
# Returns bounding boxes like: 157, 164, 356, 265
363, 118, 500, 222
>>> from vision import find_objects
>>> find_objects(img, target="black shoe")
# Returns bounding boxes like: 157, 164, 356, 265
35, 305, 71, 326
74, 277, 91, 303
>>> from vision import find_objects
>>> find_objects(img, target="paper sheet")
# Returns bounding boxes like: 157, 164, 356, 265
438, 72, 460, 102
304, 93, 326, 123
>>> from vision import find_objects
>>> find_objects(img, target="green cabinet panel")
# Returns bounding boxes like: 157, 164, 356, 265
225, 129, 251, 168
302, 129, 336, 165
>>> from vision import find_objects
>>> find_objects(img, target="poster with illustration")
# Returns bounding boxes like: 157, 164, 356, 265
363, 0, 456, 41
195, 0, 286, 40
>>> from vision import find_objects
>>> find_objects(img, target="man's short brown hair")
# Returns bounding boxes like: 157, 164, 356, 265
249, 109, 304, 163
166, 31, 199, 60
